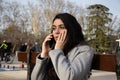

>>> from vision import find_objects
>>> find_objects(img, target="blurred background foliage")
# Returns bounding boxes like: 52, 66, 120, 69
0, 0, 119, 53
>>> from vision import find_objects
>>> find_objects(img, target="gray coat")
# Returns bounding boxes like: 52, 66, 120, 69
31, 45, 94, 80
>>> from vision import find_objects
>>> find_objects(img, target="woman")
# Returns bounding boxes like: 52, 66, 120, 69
31, 13, 94, 80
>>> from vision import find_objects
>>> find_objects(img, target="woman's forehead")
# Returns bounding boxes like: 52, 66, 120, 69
53, 19, 63, 25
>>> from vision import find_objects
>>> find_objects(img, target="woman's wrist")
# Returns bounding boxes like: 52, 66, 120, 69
40, 52, 48, 58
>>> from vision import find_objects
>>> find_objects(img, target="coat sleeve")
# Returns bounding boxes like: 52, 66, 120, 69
49, 46, 94, 80
31, 56, 49, 80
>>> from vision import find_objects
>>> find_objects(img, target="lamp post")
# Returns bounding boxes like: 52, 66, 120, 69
26, 43, 32, 80
116, 39, 120, 80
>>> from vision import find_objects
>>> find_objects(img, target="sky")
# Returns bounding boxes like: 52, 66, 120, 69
10, 0, 120, 17
69, 0, 120, 16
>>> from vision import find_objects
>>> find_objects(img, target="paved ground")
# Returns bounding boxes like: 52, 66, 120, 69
0, 56, 27, 80
0, 56, 117, 80
90, 70, 117, 80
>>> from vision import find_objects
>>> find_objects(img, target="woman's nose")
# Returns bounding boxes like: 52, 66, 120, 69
54, 28, 60, 34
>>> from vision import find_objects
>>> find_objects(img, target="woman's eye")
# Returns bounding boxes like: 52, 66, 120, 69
60, 27, 65, 29
52, 27, 56, 30
59, 24, 65, 29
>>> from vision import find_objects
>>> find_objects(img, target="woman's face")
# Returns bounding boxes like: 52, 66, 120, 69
52, 19, 67, 41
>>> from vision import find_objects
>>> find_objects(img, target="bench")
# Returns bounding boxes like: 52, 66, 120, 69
92, 54, 116, 72
18, 52, 39, 63
18, 52, 116, 72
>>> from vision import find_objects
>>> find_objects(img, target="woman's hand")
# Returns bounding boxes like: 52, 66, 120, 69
55, 30, 67, 49
41, 34, 53, 58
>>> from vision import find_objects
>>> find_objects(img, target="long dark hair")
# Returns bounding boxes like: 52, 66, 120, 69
47, 13, 85, 80
52, 13, 85, 55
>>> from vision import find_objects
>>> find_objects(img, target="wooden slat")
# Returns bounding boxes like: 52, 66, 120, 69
18, 52, 27, 62
92, 54, 116, 72
31, 53, 39, 63
18, 52, 39, 63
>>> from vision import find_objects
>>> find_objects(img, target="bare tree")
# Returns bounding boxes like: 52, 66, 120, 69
0, 0, 86, 45
0, 1, 34, 46
28, 3, 41, 38
24, 0, 85, 44
0, 0, 3, 13
0, 0, 3, 31
2, 1, 22, 28
37, 0, 86, 31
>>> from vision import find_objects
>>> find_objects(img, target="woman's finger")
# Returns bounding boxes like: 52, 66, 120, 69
62, 30, 67, 41
60, 30, 67, 41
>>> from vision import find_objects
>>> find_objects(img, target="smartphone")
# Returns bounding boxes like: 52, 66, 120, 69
49, 37, 55, 48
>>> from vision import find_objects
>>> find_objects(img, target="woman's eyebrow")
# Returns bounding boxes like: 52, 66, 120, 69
58, 24, 64, 27
52, 24, 56, 27
52, 24, 64, 27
